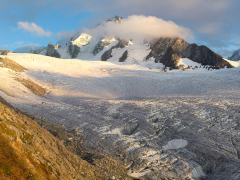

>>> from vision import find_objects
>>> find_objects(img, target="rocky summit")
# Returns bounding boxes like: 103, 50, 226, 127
28, 16, 232, 69
229, 49, 240, 61
146, 38, 232, 68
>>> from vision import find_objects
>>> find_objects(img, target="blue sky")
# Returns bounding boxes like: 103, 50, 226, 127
1, 0, 240, 58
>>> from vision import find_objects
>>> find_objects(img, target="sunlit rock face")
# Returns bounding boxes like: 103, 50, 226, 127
146, 38, 233, 69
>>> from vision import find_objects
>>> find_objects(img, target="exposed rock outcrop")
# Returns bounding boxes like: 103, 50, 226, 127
68, 42, 81, 58
46, 43, 61, 58
184, 43, 231, 67
0, 57, 27, 72
54, 44, 61, 49
92, 37, 115, 56
29, 43, 61, 58
0, 97, 106, 180
229, 49, 240, 61
0, 49, 11, 55
119, 50, 128, 62
101, 40, 130, 61
107, 16, 124, 23
0, 96, 133, 180
146, 38, 233, 69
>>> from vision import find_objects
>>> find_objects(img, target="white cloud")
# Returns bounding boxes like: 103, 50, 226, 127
2, 45, 9, 48
85, 15, 194, 42
17, 22, 52, 37
56, 30, 78, 46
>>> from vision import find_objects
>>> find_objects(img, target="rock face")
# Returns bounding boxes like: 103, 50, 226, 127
146, 38, 233, 68
0, 96, 133, 180
107, 16, 124, 23
101, 40, 130, 61
0, 49, 11, 55
46, 43, 61, 58
229, 49, 240, 61
119, 50, 128, 62
29, 43, 61, 58
54, 44, 61, 49
68, 42, 81, 58
92, 37, 115, 56
0, 97, 106, 180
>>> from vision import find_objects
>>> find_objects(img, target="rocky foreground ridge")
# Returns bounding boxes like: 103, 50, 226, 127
0, 49, 11, 55
0, 96, 133, 180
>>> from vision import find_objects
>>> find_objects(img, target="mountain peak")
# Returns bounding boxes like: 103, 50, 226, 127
107, 16, 124, 23
229, 49, 240, 61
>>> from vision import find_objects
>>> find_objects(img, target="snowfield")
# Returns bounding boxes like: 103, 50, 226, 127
1, 53, 240, 179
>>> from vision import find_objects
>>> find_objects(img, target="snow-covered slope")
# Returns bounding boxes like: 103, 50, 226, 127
29, 16, 238, 69
1, 53, 240, 179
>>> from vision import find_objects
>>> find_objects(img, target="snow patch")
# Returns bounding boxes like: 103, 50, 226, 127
72, 33, 92, 46
223, 58, 240, 67
177, 58, 201, 67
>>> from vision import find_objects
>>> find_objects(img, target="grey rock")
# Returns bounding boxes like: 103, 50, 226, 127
46, 43, 61, 58
107, 16, 124, 23
119, 50, 128, 62
146, 38, 233, 69
229, 49, 240, 61
92, 38, 111, 56
68, 42, 81, 58
101, 40, 129, 61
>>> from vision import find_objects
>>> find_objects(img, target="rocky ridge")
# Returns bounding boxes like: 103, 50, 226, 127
29, 43, 61, 58
68, 42, 81, 58
0, 96, 133, 180
146, 38, 232, 69
0, 49, 11, 55
101, 39, 130, 61
0, 97, 106, 180
229, 49, 240, 61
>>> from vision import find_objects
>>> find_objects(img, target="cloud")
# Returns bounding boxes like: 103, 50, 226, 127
1, 0, 240, 58
13, 43, 43, 53
85, 15, 194, 42
2, 45, 9, 48
56, 30, 78, 46
18, 22, 52, 37
1, 41, 25, 49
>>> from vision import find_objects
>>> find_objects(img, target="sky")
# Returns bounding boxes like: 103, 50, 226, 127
0, 0, 240, 58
